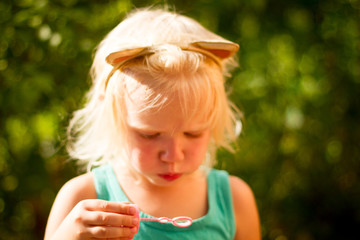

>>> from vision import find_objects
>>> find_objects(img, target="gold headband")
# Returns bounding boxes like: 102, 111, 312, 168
104, 40, 239, 91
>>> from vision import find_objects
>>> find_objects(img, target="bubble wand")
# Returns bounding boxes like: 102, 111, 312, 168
133, 204, 193, 227
140, 216, 193, 227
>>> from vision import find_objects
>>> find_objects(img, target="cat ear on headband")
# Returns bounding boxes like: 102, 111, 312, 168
102, 40, 239, 92
189, 40, 239, 59
105, 40, 239, 66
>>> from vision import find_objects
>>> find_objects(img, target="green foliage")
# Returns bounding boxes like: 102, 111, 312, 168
1, 0, 359, 239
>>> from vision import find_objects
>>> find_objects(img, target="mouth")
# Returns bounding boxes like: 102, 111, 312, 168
158, 173, 183, 181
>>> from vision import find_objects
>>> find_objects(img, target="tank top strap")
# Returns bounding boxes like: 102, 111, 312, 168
92, 163, 129, 202
207, 169, 236, 238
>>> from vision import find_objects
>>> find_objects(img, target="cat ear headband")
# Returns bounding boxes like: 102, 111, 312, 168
104, 40, 239, 91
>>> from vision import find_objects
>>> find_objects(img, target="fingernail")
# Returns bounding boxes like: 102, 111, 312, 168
131, 226, 138, 233
129, 206, 136, 215
132, 217, 139, 225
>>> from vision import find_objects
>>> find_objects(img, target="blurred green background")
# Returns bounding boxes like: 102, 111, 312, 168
0, 0, 359, 239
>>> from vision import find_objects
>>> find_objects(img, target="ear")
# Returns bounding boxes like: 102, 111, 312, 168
105, 47, 147, 66
190, 40, 239, 59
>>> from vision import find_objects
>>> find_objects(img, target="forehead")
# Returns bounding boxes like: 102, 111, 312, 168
126, 95, 209, 131
121, 68, 216, 130
124, 85, 209, 131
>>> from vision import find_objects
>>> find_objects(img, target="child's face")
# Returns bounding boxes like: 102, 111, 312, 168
124, 86, 211, 187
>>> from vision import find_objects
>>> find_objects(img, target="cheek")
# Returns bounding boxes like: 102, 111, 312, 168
186, 137, 211, 164
128, 139, 158, 167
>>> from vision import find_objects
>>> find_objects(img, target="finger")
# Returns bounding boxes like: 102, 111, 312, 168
89, 225, 138, 239
104, 236, 136, 240
84, 211, 139, 227
89, 237, 135, 240
81, 200, 137, 216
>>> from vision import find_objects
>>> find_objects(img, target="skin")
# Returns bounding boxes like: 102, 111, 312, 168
44, 79, 261, 240
44, 174, 139, 240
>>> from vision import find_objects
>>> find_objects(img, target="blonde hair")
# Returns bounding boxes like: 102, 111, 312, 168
67, 8, 241, 171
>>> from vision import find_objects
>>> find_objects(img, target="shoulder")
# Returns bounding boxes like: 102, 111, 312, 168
44, 172, 97, 239
59, 172, 97, 202
229, 175, 261, 240
229, 175, 254, 203
51, 172, 97, 216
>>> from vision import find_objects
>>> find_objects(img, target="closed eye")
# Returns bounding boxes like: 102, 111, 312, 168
184, 132, 203, 138
139, 132, 160, 139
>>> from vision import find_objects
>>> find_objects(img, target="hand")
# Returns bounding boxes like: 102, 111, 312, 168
51, 199, 139, 240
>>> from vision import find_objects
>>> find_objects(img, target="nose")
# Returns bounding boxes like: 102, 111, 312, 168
159, 137, 184, 163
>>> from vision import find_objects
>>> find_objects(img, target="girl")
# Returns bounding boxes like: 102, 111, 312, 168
44, 8, 261, 240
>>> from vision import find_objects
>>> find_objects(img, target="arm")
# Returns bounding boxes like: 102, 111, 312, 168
230, 176, 261, 240
44, 173, 139, 240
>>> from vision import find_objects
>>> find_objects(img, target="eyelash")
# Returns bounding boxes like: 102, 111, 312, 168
139, 133, 160, 139
138, 132, 203, 139
184, 132, 203, 138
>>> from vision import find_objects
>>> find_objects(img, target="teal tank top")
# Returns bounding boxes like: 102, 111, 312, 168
92, 164, 236, 239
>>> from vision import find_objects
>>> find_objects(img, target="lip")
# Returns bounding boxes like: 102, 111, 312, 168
158, 173, 183, 181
